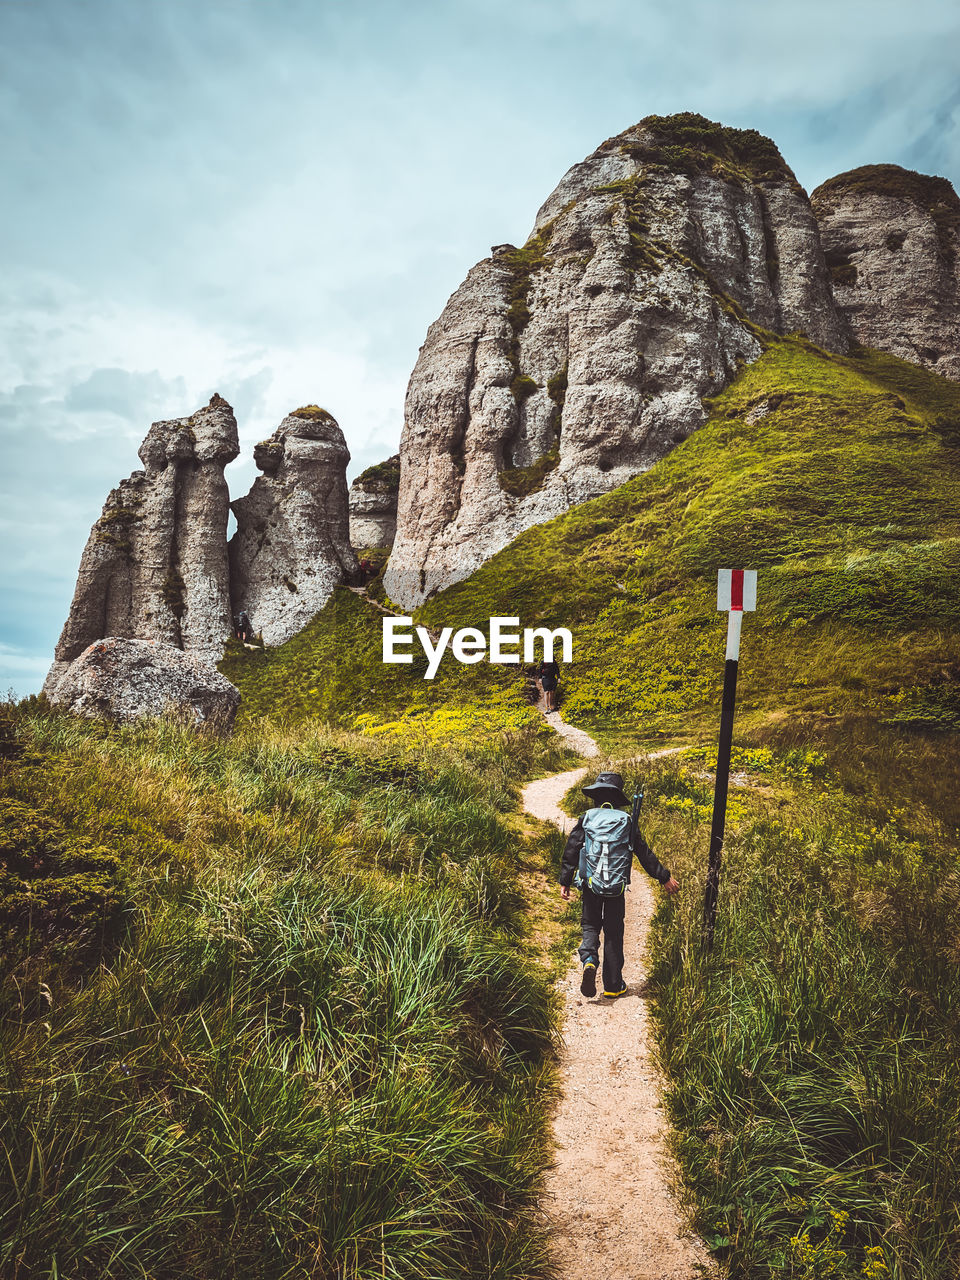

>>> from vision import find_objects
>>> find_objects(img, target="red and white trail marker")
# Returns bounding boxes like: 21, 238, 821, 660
716, 568, 757, 661
703, 568, 758, 950
716, 568, 758, 612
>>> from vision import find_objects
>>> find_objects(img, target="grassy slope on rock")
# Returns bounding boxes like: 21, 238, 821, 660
416, 340, 960, 764
219, 587, 564, 753
0, 703, 564, 1280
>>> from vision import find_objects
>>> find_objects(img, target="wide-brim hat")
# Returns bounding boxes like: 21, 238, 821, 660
582, 771, 629, 807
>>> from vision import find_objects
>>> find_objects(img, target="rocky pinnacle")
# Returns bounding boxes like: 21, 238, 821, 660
43, 394, 239, 695
349, 454, 400, 551
229, 407, 359, 646
812, 164, 960, 382
383, 113, 848, 609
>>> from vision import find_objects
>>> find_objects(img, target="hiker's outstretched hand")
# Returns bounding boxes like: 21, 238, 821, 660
663, 876, 680, 896
560, 885, 571, 900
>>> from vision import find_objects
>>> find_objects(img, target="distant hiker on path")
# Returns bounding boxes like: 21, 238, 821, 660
537, 657, 561, 711
234, 610, 253, 643
560, 771, 680, 998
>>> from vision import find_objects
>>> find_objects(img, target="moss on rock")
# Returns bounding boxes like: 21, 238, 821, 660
621, 112, 802, 192
161, 567, 186, 619
598, 176, 664, 275
498, 445, 560, 498
290, 404, 336, 422
495, 226, 554, 403
355, 456, 401, 493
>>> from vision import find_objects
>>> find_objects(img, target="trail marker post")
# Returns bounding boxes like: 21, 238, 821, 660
702, 569, 757, 951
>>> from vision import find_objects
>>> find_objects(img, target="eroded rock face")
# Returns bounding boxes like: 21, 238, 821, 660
43, 395, 238, 694
47, 638, 240, 730
384, 114, 847, 608
812, 165, 960, 381
229, 407, 359, 645
349, 455, 400, 550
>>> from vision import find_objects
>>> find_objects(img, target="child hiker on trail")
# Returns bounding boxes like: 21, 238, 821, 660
559, 771, 680, 999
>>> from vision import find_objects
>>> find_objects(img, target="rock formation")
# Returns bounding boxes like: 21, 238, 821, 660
812, 164, 960, 381
384, 113, 848, 608
47, 638, 240, 730
43, 395, 239, 694
229, 407, 359, 645
349, 455, 400, 550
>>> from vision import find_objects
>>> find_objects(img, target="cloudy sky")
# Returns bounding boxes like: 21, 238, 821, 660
3, 0, 959, 695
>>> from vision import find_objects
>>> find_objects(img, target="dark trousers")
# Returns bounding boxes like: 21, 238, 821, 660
579, 886, 626, 992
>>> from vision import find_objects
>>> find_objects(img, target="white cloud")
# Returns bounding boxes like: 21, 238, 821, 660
0, 271, 410, 696
0, 642, 50, 701
0, 643, 48, 676
0, 277, 405, 482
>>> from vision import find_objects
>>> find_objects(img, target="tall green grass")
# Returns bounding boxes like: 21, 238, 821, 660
0, 705, 561, 1279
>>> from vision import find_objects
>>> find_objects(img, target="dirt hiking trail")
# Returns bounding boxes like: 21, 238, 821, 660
524, 713, 710, 1280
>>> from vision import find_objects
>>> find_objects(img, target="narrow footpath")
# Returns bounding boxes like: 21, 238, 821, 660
524, 711, 710, 1280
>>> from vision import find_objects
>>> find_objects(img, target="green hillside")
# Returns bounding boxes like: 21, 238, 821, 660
219, 588, 543, 746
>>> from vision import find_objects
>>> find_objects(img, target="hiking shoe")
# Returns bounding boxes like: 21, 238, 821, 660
603, 985, 628, 998
580, 962, 597, 997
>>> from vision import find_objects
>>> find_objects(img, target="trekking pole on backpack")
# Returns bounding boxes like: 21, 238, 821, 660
629, 785, 644, 848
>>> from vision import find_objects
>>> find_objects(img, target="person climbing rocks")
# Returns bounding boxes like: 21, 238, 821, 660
537, 656, 561, 711
234, 609, 253, 643
559, 771, 680, 998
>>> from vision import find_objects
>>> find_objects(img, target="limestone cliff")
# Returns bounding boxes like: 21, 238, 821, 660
44, 395, 238, 694
349, 455, 400, 550
229, 407, 359, 646
383, 113, 847, 608
812, 164, 960, 381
